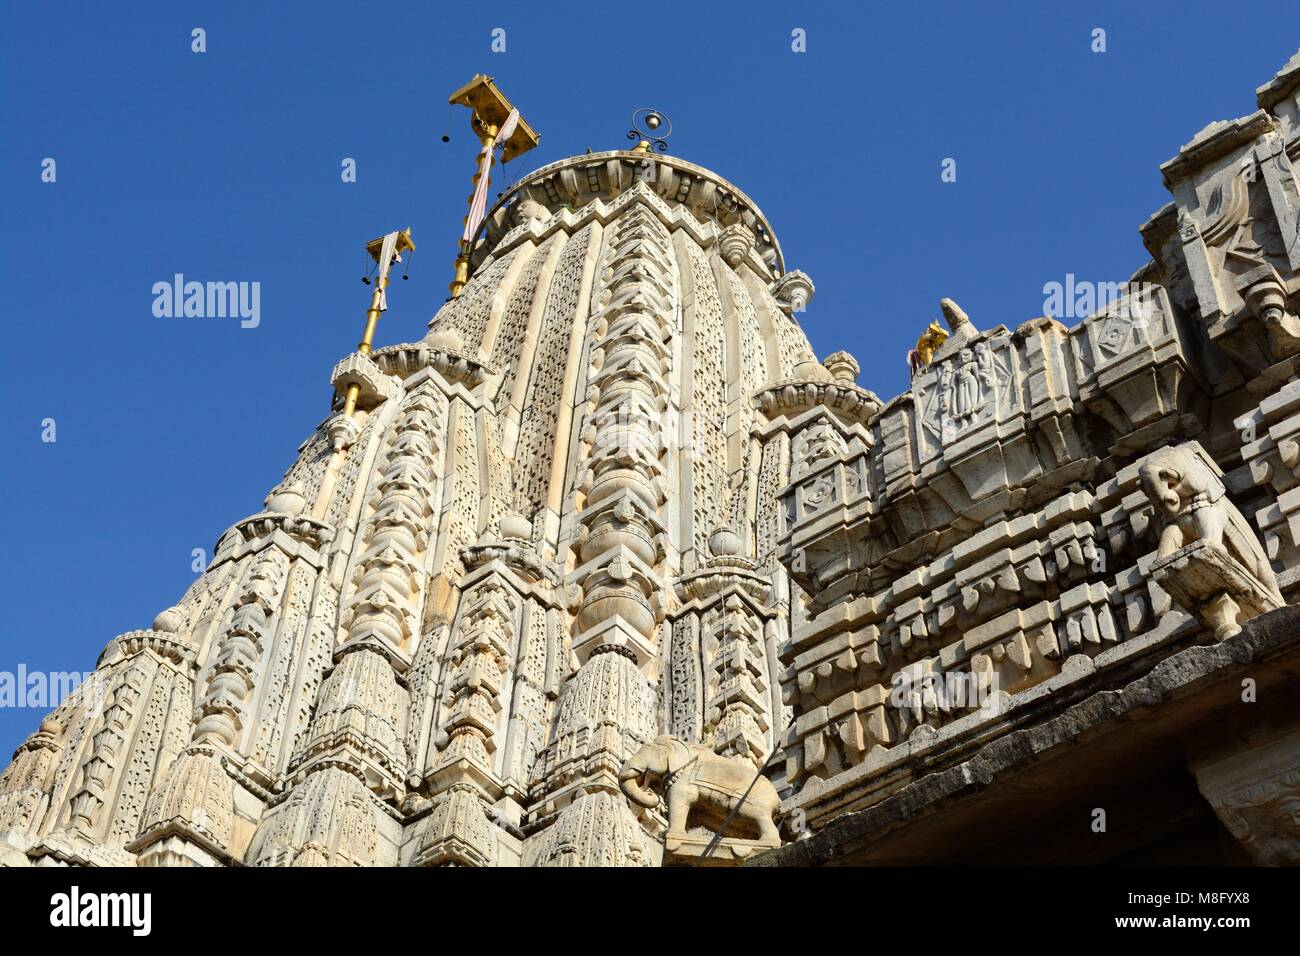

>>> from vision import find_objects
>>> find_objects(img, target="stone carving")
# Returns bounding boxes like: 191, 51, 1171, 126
719, 222, 754, 266
920, 336, 1014, 448
7, 51, 1300, 869
767, 53, 1300, 858
330, 352, 400, 411
790, 418, 847, 480
770, 269, 814, 314
1193, 729, 1300, 865
939, 297, 974, 335
1139, 442, 1282, 637
619, 735, 781, 854
821, 350, 859, 385
1139, 443, 1276, 587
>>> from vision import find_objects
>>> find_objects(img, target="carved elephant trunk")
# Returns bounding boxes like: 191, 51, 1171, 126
618, 735, 783, 851
618, 763, 658, 809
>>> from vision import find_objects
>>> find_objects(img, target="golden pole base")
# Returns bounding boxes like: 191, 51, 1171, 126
449, 249, 472, 298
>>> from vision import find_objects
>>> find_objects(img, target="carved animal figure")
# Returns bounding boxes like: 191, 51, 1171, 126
619, 735, 782, 846
1138, 444, 1282, 602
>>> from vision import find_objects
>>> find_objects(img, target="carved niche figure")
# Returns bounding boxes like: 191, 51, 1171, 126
1138, 444, 1281, 600
619, 735, 781, 847
923, 330, 1012, 451
952, 349, 980, 421
512, 196, 552, 228
946, 341, 1000, 423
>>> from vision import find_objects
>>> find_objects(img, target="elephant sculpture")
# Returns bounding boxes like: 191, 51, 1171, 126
619, 735, 782, 847
1138, 444, 1282, 602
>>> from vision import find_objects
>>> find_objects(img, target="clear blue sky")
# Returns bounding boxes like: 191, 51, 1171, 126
2, 0, 1297, 756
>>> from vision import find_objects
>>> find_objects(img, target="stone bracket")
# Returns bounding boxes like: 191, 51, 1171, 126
331, 352, 401, 410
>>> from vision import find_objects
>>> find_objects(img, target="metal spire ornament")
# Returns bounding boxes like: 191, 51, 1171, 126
445, 75, 540, 298
628, 108, 672, 153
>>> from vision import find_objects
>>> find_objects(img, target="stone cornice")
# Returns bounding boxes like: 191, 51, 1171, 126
461, 538, 563, 591
754, 378, 883, 427
233, 512, 333, 551
98, 628, 198, 670
1258, 49, 1300, 112
476, 150, 786, 274
478, 180, 716, 272
1160, 110, 1277, 187
371, 341, 494, 391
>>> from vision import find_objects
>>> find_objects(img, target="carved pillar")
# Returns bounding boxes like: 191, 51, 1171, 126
527, 201, 677, 867
673, 528, 777, 766
249, 381, 446, 867
414, 522, 560, 867
1192, 727, 1300, 865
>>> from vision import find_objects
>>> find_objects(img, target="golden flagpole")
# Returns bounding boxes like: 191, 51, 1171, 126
446, 75, 539, 298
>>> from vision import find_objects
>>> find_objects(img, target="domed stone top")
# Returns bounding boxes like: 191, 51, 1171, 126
265, 482, 307, 516
476, 150, 787, 277
498, 513, 533, 541
152, 606, 186, 633
707, 527, 744, 558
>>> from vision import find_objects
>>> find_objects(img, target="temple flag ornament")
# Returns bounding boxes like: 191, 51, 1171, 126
447, 75, 539, 298
6, 52, 1300, 868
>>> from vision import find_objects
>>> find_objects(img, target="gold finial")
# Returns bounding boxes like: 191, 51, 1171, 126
446, 75, 540, 298
310, 227, 415, 519
341, 228, 415, 421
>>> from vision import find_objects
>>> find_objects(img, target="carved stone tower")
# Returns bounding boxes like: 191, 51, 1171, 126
0, 146, 851, 867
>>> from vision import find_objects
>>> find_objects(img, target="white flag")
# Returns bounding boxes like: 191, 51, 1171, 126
461, 108, 520, 244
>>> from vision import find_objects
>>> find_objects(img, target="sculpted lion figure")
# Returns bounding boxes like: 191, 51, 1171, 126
619, 735, 781, 846
1138, 444, 1282, 602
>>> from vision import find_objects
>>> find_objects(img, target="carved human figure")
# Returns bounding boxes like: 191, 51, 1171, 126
1138, 444, 1282, 603
937, 362, 954, 414
975, 341, 996, 392
512, 196, 551, 227
619, 735, 782, 846
954, 350, 980, 420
